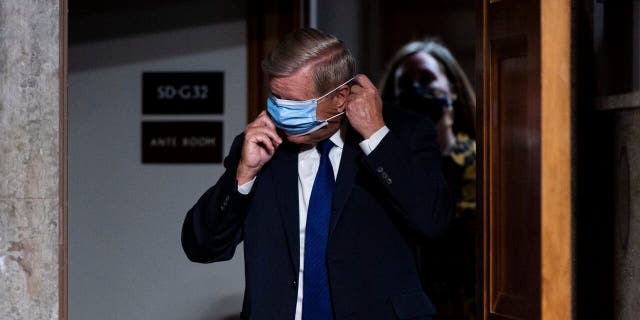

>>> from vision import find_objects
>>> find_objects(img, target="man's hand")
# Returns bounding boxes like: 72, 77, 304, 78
345, 74, 385, 139
237, 111, 283, 185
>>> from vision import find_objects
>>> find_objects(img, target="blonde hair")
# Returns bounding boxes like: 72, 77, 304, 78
379, 39, 476, 137
262, 28, 355, 95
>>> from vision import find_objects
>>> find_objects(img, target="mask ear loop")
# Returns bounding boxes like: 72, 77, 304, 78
321, 111, 345, 122
316, 76, 356, 101
315, 76, 355, 122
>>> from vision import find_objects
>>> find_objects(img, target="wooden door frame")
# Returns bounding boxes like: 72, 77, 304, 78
539, 0, 572, 318
477, 0, 572, 319
246, 0, 310, 123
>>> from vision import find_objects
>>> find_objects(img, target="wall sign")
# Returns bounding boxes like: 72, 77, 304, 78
143, 72, 224, 114
142, 121, 223, 163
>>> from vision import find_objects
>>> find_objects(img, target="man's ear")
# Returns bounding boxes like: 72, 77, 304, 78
333, 86, 350, 112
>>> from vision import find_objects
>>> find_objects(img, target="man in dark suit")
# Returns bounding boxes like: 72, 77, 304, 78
182, 28, 451, 320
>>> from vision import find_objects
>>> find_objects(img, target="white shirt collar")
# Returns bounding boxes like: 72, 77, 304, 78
298, 128, 344, 159
328, 127, 344, 149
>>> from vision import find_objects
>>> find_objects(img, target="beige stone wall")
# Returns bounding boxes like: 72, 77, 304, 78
0, 1, 61, 319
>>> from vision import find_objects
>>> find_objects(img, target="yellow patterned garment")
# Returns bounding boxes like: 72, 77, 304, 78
449, 133, 476, 217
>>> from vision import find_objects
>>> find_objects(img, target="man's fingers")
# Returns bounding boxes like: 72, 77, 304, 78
257, 111, 277, 130
352, 74, 376, 90
349, 75, 378, 98
247, 113, 279, 138
249, 111, 277, 130
249, 134, 276, 155
247, 126, 282, 146
346, 86, 368, 105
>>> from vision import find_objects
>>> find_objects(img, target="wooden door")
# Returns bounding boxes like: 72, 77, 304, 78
477, 0, 572, 319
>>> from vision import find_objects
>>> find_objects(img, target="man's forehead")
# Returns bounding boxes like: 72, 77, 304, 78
269, 73, 317, 100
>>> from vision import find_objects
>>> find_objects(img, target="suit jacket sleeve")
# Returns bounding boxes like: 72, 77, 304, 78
181, 133, 251, 263
362, 117, 452, 238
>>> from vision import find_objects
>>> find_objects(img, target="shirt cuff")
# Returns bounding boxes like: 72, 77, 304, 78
358, 126, 390, 155
237, 177, 256, 195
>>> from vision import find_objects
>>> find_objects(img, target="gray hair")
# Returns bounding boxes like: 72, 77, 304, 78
262, 28, 355, 95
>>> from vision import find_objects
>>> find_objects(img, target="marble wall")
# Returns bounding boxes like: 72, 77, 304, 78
610, 3, 640, 320
0, 1, 61, 319
613, 108, 640, 320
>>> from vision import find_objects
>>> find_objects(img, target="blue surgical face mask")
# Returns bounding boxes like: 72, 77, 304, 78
267, 77, 354, 137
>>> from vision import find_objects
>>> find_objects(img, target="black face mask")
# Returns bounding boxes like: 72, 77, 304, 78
397, 86, 452, 123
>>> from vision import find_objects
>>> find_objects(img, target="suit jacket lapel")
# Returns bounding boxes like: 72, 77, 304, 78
268, 128, 363, 273
330, 126, 363, 237
270, 142, 300, 274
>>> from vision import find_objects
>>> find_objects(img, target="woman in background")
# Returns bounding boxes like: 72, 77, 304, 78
379, 39, 477, 320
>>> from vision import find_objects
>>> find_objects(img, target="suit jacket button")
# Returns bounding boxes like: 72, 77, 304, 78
376, 166, 384, 173
292, 280, 298, 288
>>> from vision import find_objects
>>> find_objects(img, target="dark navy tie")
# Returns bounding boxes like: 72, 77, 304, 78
303, 139, 335, 320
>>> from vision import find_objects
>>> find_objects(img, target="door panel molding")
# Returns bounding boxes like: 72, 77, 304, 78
487, 33, 540, 320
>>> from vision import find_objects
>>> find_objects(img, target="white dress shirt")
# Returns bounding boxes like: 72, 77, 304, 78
238, 126, 389, 319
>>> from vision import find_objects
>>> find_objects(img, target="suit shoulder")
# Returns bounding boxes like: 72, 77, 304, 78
383, 104, 437, 138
